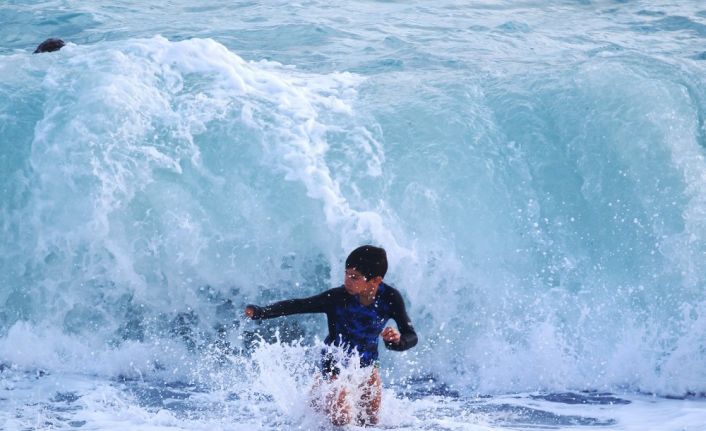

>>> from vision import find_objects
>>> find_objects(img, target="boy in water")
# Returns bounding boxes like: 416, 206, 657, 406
244, 245, 418, 426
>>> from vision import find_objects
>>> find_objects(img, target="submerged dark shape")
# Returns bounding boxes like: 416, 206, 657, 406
33, 38, 65, 54
394, 375, 461, 399
171, 311, 200, 351
483, 403, 617, 427
51, 391, 81, 403
530, 391, 631, 405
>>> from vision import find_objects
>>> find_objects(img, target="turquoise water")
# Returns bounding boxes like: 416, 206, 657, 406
2, 1, 706, 429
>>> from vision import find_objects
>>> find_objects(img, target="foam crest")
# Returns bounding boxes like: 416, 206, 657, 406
2, 24, 706, 400
2, 36, 396, 328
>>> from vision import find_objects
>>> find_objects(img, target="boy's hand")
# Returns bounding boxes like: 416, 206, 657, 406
381, 327, 401, 344
244, 306, 255, 318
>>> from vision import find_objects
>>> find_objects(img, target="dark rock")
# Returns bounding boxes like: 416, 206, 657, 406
34, 38, 65, 54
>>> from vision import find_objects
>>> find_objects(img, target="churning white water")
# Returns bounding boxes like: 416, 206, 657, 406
2, 1, 706, 429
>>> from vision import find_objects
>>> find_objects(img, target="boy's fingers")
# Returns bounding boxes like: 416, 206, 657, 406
381, 327, 400, 342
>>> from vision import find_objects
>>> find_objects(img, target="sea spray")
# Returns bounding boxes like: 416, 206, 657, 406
1, 8, 706, 402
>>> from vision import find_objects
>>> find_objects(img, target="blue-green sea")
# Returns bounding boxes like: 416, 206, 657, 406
2, 1, 706, 430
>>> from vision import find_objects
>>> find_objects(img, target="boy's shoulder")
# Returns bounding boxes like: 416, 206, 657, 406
380, 282, 404, 301
322, 286, 347, 297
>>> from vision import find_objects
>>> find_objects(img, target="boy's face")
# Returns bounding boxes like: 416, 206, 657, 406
344, 268, 382, 296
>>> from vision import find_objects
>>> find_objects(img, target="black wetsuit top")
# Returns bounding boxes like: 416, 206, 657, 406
248, 282, 417, 368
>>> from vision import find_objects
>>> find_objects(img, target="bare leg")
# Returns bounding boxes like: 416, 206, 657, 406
357, 368, 382, 426
325, 378, 352, 426
311, 369, 381, 427
310, 374, 352, 426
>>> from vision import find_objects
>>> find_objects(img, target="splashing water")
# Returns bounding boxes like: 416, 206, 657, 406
2, 1, 706, 429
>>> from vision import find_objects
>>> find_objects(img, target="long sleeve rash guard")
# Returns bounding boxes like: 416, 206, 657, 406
248, 282, 417, 367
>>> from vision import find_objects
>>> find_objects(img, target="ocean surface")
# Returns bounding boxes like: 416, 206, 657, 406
2, 1, 706, 430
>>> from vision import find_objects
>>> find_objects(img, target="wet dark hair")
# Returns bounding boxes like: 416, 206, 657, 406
345, 245, 388, 280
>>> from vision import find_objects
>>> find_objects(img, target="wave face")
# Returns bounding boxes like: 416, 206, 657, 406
1, 1, 706, 397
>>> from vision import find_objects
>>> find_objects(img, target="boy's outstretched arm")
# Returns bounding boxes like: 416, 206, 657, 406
384, 289, 418, 351
245, 290, 333, 320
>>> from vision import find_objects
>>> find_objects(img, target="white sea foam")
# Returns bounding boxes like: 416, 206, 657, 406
2, 6, 706, 430
2, 31, 705, 399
